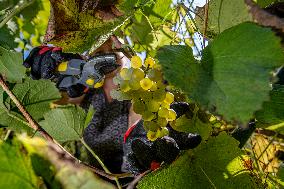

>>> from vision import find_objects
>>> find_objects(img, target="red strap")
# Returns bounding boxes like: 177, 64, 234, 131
123, 124, 137, 143
150, 161, 161, 171
39, 46, 53, 55
52, 47, 62, 52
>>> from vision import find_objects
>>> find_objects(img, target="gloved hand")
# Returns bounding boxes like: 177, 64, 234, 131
122, 102, 202, 176
24, 46, 86, 98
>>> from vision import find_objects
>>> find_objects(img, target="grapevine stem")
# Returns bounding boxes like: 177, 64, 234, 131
0, 75, 54, 142
0, 0, 35, 28
80, 138, 122, 189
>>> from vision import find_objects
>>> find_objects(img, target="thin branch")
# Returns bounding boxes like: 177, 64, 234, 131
126, 170, 151, 189
0, 75, 54, 142
0, 0, 35, 28
81, 138, 122, 189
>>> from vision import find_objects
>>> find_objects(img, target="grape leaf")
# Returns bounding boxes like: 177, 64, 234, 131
158, 22, 284, 124
0, 140, 38, 189
0, 79, 60, 132
39, 106, 87, 143
19, 135, 115, 189
0, 46, 25, 82
255, 85, 284, 134
10, 78, 61, 121
138, 133, 261, 189
195, 0, 252, 36
171, 115, 212, 140
0, 26, 17, 49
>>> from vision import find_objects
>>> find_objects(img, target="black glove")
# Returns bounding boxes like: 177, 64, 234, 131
122, 102, 202, 176
24, 46, 86, 97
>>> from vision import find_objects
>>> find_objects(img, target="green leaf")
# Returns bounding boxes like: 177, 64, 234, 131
0, 79, 60, 132
255, 85, 284, 134
0, 26, 17, 49
195, 0, 252, 36
39, 106, 87, 143
10, 78, 61, 121
171, 115, 212, 140
255, 0, 283, 7
19, 135, 115, 189
0, 46, 25, 82
158, 22, 284, 124
0, 140, 38, 189
138, 133, 261, 189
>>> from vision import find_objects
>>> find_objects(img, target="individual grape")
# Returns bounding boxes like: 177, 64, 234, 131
146, 100, 160, 112
113, 75, 122, 85
110, 90, 130, 101
138, 89, 153, 102
129, 79, 141, 90
120, 80, 131, 92
120, 68, 132, 80
144, 57, 155, 68
167, 109, 177, 121
147, 130, 158, 141
158, 107, 169, 118
142, 111, 156, 121
157, 117, 168, 127
132, 99, 145, 114
140, 78, 153, 90
153, 89, 166, 102
147, 68, 162, 82
131, 56, 142, 68
161, 101, 170, 109
164, 92, 174, 104
144, 121, 159, 132
131, 68, 144, 81
150, 82, 157, 91
156, 127, 169, 138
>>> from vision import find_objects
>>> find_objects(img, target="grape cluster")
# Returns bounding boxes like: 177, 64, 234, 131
111, 56, 177, 141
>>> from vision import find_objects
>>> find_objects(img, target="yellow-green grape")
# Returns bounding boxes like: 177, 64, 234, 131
110, 90, 130, 101
146, 100, 160, 112
144, 121, 159, 132
158, 107, 169, 118
132, 99, 145, 114
120, 80, 131, 92
113, 75, 122, 85
161, 101, 170, 109
167, 109, 177, 121
144, 57, 155, 68
147, 68, 162, 82
131, 68, 144, 81
157, 117, 168, 127
131, 56, 142, 68
120, 68, 132, 80
142, 111, 156, 121
153, 89, 166, 102
129, 79, 141, 90
140, 78, 153, 90
156, 127, 169, 138
147, 130, 158, 141
150, 82, 157, 91
164, 92, 174, 104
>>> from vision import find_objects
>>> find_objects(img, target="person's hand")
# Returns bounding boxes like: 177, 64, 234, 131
122, 102, 202, 176
24, 46, 82, 80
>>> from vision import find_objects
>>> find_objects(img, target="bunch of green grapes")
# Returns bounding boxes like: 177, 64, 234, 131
111, 56, 177, 141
